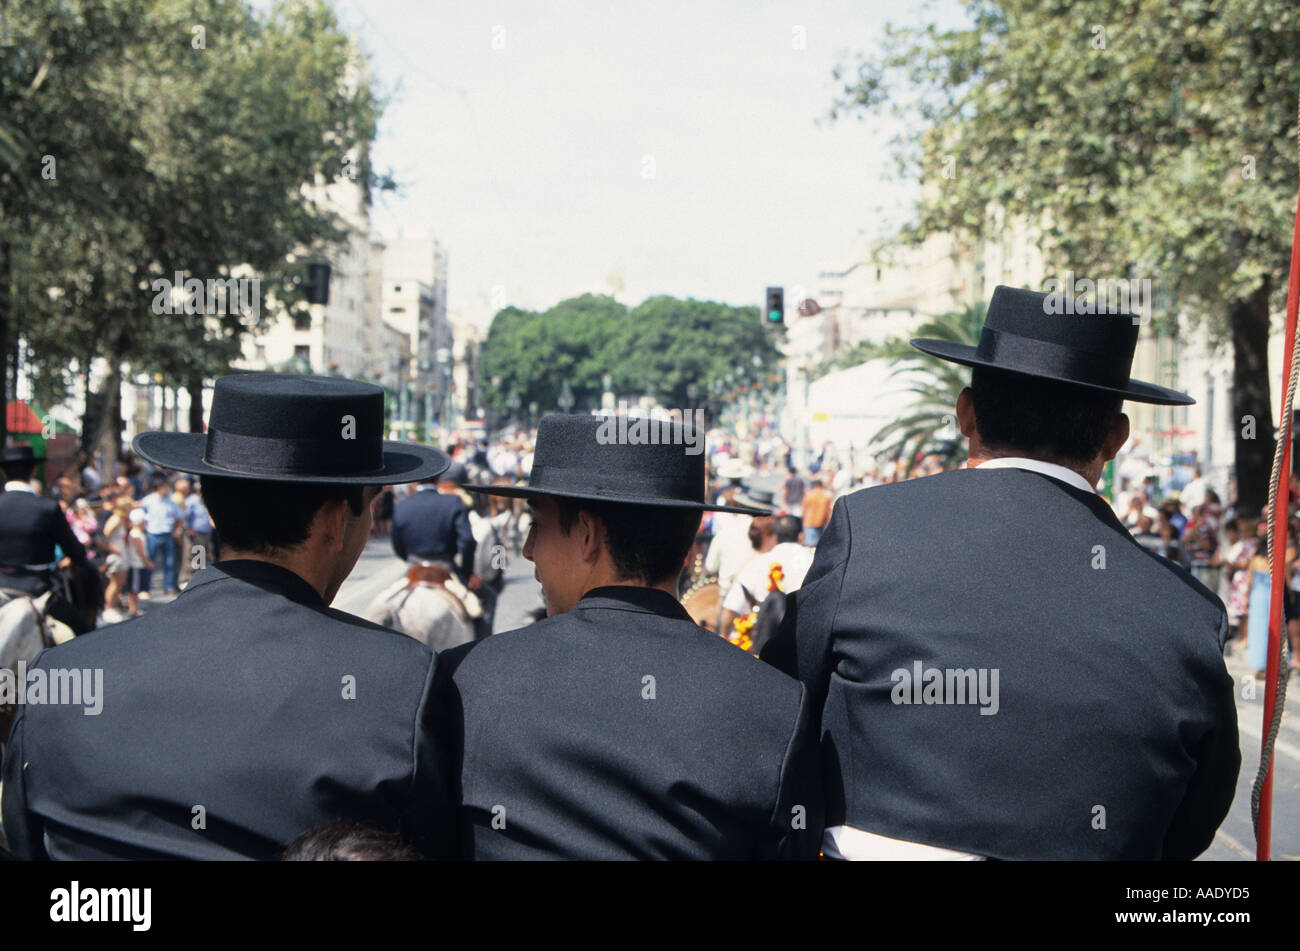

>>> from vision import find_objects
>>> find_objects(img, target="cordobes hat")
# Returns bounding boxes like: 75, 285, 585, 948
2, 443, 43, 466
464, 413, 770, 515
133, 373, 449, 484
911, 285, 1193, 405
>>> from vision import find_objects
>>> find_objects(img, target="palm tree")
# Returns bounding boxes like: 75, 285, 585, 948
842, 301, 986, 477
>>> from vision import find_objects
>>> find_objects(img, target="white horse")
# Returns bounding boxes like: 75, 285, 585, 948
364, 563, 478, 653
0, 588, 74, 743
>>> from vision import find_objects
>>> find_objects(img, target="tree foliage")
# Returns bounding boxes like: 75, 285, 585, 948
834, 0, 1300, 507
479, 294, 783, 421
0, 0, 389, 456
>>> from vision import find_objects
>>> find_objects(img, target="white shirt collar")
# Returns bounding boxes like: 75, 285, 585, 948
4, 480, 35, 494
972, 457, 1098, 495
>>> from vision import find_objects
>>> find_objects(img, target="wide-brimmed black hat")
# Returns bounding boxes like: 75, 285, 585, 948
133, 373, 449, 484
911, 285, 1193, 405
463, 413, 770, 515
732, 482, 777, 511
2, 443, 44, 465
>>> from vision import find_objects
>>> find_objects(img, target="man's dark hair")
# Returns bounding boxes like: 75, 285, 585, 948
280, 820, 421, 861
773, 514, 802, 544
969, 365, 1123, 466
200, 476, 365, 554
555, 498, 700, 585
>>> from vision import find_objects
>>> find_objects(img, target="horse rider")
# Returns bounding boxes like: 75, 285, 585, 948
0, 444, 92, 636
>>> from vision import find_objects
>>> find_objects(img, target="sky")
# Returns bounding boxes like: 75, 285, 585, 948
324, 0, 965, 326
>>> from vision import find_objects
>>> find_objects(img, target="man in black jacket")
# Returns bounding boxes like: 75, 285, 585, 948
1, 374, 456, 859
391, 461, 479, 588
435, 413, 823, 860
0, 444, 91, 635
764, 285, 1240, 860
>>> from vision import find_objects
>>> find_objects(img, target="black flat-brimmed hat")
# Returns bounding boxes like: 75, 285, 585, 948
2, 443, 44, 465
463, 413, 770, 516
133, 373, 449, 484
911, 284, 1193, 405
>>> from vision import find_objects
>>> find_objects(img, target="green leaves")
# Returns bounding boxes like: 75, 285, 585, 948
2, 0, 388, 408
479, 294, 781, 418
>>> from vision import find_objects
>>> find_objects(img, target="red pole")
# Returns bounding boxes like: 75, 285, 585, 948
1258, 180, 1300, 860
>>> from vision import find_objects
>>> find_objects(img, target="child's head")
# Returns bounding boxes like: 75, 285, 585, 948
280, 821, 420, 861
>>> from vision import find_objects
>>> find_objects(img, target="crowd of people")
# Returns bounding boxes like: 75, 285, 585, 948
0, 447, 217, 634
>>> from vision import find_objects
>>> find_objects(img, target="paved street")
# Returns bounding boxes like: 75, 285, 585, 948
335, 533, 544, 633
1202, 644, 1300, 860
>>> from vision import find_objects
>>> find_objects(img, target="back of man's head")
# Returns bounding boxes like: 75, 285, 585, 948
200, 476, 365, 555
555, 498, 700, 586
773, 514, 802, 544
969, 365, 1123, 467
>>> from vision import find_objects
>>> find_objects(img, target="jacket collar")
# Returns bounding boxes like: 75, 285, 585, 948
183, 559, 325, 607
573, 584, 693, 622
973, 456, 1096, 495
979, 466, 1131, 535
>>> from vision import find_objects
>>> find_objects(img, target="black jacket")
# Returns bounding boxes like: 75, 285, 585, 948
1, 560, 454, 860
433, 585, 823, 860
0, 488, 86, 569
763, 467, 1240, 860
391, 488, 476, 581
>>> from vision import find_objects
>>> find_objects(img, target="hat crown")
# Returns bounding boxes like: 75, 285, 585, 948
209, 374, 383, 440
528, 413, 707, 504
983, 285, 1139, 359
202, 373, 384, 476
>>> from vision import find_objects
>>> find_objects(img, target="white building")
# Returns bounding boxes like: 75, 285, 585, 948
379, 234, 451, 433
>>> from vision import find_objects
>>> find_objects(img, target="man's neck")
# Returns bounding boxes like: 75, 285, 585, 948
966, 446, 1101, 488
219, 548, 329, 602
580, 576, 679, 602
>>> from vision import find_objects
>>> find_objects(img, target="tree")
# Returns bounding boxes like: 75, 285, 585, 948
2, 0, 389, 466
834, 0, 1300, 510
478, 294, 783, 427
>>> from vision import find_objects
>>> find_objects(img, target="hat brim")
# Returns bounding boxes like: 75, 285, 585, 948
462, 482, 771, 517
132, 432, 449, 485
910, 339, 1194, 406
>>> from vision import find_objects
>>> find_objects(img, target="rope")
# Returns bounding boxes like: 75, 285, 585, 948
1249, 88, 1300, 846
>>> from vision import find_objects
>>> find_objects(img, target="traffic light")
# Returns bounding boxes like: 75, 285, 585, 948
304, 262, 331, 306
765, 286, 784, 326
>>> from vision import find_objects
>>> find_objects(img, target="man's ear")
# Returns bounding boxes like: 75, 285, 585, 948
956, 387, 977, 438
314, 497, 349, 554
1101, 412, 1131, 463
577, 510, 605, 565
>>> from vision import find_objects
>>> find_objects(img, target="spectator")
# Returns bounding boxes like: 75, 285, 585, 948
782, 466, 805, 515
140, 477, 183, 596
801, 476, 833, 547
102, 498, 133, 623
124, 508, 153, 618
180, 479, 216, 587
